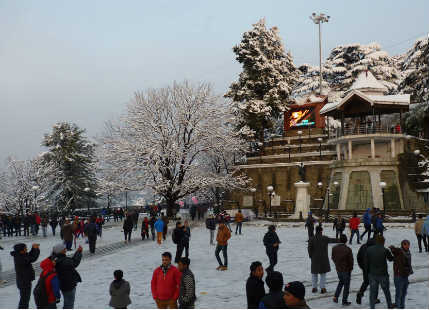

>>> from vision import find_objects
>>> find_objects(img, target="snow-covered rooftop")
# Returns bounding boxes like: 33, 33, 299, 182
350, 70, 388, 93
319, 101, 339, 114
367, 94, 410, 104
293, 94, 326, 105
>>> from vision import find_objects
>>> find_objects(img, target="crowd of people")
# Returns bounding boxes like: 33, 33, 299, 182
1, 206, 429, 309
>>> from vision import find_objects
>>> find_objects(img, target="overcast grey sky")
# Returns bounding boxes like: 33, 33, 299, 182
1, 0, 429, 166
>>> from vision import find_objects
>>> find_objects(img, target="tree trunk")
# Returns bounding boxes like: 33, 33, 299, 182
166, 199, 176, 218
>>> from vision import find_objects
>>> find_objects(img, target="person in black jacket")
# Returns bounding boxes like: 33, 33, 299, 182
173, 222, 186, 263
183, 220, 191, 259
333, 215, 346, 239
305, 212, 316, 241
356, 238, 377, 305
246, 261, 265, 309
53, 243, 82, 309
149, 216, 156, 241
10, 243, 40, 308
84, 217, 98, 254
123, 215, 134, 243
205, 215, 216, 245
263, 225, 281, 273
50, 217, 58, 236
259, 271, 286, 308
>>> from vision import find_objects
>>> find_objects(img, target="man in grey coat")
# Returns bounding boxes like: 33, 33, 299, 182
308, 226, 339, 294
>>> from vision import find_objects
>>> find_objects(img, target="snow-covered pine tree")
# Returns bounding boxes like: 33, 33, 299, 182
41, 122, 97, 211
225, 18, 299, 142
399, 36, 429, 103
293, 43, 401, 98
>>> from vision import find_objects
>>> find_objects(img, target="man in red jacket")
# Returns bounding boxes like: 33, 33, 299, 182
151, 252, 182, 309
349, 212, 361, 245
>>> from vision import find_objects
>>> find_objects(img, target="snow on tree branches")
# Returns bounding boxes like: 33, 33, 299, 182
101, 81, 249, 216
40, 122, 97, 211
398, 36, 429, 103
225, 18, 299, 140
293, 42, 401, 98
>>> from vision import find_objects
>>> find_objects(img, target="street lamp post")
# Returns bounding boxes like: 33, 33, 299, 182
298, 131, 303, 153
380, 181, 387, 216
318, 137, 323, 158
310, 12, 330, 95
267, 185, 274, 217
333, 181, 340, 209
84, 187, 90, 212
250, 187, 257, 218
317, 182, 323, 216
32, 186, 39, 213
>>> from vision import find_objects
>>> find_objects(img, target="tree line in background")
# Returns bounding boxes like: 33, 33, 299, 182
1, 18, 428, 214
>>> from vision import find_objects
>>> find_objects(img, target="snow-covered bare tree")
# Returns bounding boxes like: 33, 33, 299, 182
0, 156, 53, 213
225, 18, 299, 142
40, 122, 97, 211
101, 81, 249, 216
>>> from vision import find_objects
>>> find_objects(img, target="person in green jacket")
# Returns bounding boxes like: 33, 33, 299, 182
366, 235, 394, 309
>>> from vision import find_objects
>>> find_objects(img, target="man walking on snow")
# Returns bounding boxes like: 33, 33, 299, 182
215, 222, 231, 271
151, 252, 181, 309
155, 218, 165, 245
331, 234, 353, 306
263, 225, 281, 273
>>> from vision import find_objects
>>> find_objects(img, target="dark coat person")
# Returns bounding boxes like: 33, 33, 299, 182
246, 261, 265, 309
331, 234, 353, 305
263, 225, 281, 273
308, 227, 338, 274
259, 271, 286, 309
84, 219, 98, 254
53, 243, 83, 309
356, 238, 376, 304
10, 243, 40, 309
109, 270, 131, 309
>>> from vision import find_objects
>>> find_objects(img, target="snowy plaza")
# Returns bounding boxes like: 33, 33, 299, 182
1, 220, 428, 308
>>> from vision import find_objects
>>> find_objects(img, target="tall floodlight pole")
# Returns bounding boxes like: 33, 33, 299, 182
310, 13, 330, 95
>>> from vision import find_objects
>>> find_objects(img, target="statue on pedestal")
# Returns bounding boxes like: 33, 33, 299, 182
298, 162, 306, 182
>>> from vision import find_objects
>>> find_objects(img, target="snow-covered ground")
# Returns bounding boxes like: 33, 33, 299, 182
1, 221, 428, 309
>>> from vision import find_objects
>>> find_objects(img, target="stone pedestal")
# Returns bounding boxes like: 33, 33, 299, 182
290, 181, 311, 219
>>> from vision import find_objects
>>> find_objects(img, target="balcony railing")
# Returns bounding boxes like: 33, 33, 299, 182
331, 123, 403, 138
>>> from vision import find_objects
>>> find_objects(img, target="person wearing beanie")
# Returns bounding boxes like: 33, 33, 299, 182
361, 208, 372, 241
84, 216, 98, 253
10, 243, 40, 308
263, 225, 281, 273
308, 225, 340, 294
356, 238, 379, 305
38, 256, 61, 308
283, 281, 310, 309
366, 235, 394, 309
109, 270, 131, 309
331, 234, 353, 306
259, 271, 286, 309
246, 261, 265, 309
177, 257, 196, 309
389, 240, 413, 309
53, 243, 83, 309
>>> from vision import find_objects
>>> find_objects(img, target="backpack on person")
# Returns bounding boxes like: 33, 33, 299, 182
33, 271, 53, 308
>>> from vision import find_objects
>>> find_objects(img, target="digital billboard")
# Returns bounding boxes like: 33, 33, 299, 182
289, 107, 316, 128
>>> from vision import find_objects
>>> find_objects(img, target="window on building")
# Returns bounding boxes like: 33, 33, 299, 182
380, 170, 401, 210
346, 171, 373, 210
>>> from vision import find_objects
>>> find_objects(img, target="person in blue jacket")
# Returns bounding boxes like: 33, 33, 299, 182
361, 209, 372, 241
422, 215, 429, 238
375, 213, 385, 236
154, 218, 164, 245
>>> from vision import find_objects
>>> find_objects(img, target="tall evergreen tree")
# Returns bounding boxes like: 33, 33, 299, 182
41, 122, 97, 211
225, 18, 298, 142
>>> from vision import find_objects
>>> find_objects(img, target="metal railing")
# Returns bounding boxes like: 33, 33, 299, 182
331, 123, 403, 138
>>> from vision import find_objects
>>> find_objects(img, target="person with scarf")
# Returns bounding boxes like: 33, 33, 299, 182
109, 270, 131, 309
151, 252, 181, 309
389, 240, 413, 309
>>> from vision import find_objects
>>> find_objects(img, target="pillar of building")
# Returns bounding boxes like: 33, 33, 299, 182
336, 144, 341, 160
391, 139, 396, 158
348, 140, 353, 160
371, 139, 375, 159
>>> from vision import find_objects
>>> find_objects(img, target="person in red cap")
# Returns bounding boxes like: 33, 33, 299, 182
283, 281, 310, 309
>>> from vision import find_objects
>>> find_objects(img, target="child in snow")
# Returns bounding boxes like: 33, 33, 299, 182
109, 270, 131, 309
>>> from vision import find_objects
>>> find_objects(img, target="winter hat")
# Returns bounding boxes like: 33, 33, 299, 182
340, 234, 348, 244
53, 243, 66, 254
284, 281, 306, 300
265, 271, 283, 291
308, 211, 312, 215
13, 243, 26, 252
